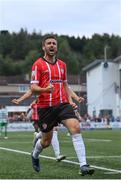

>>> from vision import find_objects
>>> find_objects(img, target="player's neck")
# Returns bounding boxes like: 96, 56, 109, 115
43, 55, 56, 63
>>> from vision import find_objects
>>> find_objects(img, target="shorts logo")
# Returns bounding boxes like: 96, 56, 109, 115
42, 123, 47, 129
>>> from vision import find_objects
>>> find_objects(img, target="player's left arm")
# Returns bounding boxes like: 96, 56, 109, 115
64, 82, 83, 122
68, 86, 85, 103
63, 62, 84, 103
64, 82, 84, 103
64, 82, 77, 109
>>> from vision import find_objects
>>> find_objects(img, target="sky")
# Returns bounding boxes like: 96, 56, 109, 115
0, 0, 121, 38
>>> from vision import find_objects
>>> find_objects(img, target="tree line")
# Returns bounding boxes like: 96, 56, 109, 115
0, 28, 121, 76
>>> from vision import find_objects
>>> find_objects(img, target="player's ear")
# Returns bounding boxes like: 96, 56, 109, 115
42, 46, 45, 51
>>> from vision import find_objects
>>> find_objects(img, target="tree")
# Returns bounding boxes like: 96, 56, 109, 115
58, 38, 80, 74
0, 31, 13, 58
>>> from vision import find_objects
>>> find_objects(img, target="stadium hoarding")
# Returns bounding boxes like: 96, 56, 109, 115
5, 121, 121, 132
6, 106, 29, 112
7, 122, 34, 132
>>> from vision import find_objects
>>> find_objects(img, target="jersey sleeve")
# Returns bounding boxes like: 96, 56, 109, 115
30, 61, 41, 84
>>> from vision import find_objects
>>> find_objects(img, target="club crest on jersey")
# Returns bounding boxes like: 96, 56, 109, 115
42, 123, 47, 130
61, 68, 64, 74
31, 70, 36, 80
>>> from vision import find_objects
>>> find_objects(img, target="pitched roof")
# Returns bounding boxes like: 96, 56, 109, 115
83, 59, 104, 72
113, 55, 121, 62
83, 59, 113, 72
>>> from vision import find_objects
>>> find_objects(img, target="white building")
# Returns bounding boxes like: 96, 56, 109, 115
83, 57, 121, 118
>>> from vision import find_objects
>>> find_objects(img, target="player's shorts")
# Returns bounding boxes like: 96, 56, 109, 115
37, 103, 78, 132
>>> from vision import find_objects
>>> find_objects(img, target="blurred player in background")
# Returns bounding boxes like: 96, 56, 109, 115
0, 105, 8, 139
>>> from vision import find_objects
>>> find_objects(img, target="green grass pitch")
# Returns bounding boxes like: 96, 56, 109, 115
0, 129, 121, 179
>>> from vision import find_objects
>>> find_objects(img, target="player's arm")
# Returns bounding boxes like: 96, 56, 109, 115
11, 89, 33, 105
64, 82, 85, 106
64, 82, 78, 109
68, 86, 85, 103
31, 83, 54, 93
64, 82, 84, 103
64, 82, 83, 121
31, 62, 43, 93
31, 62, 54, 94
63, 62, 84, 103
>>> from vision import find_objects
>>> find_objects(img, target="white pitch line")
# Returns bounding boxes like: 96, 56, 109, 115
0, 146, 121, 174
0, 141, 32, 144
85, 138, 112, 142
87, 155, 121, 159
67, 155, 121, 159
62, 139, 112, 143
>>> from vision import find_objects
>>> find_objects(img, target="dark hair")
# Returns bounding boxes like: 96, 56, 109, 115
42, 34, 57, 46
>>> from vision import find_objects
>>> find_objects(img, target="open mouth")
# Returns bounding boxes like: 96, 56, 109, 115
50, 49, 54, 52
49, 49, 55, 54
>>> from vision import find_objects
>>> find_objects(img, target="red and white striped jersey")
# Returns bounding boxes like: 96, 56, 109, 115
31, 58, 69, 108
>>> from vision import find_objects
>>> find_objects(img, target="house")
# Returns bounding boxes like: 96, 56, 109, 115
83, 57, 120, 119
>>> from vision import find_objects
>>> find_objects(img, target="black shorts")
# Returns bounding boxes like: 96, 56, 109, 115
37, 103, 77, 132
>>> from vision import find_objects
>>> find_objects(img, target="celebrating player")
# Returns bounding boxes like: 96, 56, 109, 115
30, 34, 94, 176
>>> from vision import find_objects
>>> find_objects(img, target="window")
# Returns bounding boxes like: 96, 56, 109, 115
19, 85, 29, 92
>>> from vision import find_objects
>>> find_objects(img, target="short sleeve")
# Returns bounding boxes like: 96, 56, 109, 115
31, 62, 41, 84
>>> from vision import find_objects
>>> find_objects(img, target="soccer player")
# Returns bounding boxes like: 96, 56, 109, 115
30, 34, 94, 176
0, 105, 8, 139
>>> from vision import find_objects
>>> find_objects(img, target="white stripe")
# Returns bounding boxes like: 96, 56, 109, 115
57, 61, 62, 103
0, 147, 121, 174
45, 62, 52, 106
35, 65, 37, 81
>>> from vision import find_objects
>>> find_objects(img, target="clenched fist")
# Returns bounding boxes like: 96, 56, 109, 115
45, 84, 54, 93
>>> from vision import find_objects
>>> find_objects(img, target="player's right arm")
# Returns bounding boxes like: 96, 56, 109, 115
30, 61, 54, 94
31, 83, 54, 94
